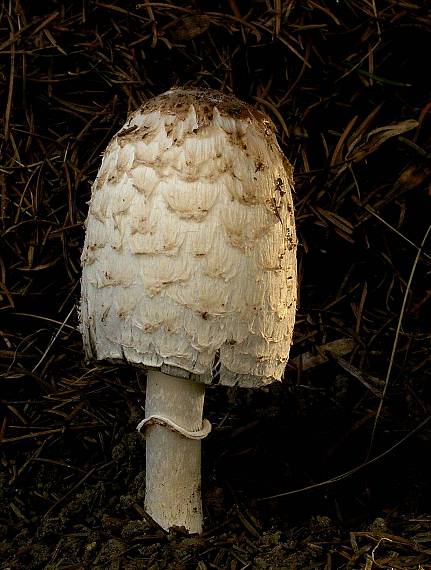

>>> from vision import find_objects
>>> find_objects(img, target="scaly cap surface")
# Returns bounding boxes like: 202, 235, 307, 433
80, 88, 297, 387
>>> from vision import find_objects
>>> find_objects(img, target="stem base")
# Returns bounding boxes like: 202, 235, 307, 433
144, 371, 205, 534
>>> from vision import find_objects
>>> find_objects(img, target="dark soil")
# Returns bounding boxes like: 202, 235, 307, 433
1, 1, 431, 568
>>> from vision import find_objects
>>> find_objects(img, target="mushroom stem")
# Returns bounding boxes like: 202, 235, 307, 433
144, 371, 206, 534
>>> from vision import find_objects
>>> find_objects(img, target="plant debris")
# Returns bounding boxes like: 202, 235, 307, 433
1, 1, 431, 568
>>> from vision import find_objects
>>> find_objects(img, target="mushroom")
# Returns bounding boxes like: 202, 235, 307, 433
80, 88, 297, 534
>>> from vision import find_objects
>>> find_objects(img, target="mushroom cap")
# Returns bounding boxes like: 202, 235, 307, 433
80, 88, 297, 388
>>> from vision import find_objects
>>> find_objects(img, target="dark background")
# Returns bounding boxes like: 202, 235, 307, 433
1, 1, 431, 568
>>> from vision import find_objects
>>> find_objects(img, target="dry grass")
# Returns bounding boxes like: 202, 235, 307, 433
1, 1, 431, 568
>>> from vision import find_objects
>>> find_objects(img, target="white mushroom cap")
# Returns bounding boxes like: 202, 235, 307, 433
80, 88, 297, 388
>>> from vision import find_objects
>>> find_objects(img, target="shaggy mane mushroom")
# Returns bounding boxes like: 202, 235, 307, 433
80, 87, 297, 534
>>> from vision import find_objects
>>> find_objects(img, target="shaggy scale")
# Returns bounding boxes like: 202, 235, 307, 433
80, 88, 297, 388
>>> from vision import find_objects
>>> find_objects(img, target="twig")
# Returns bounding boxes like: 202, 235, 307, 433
259, 413, 431, 501
367, 223, 431, 458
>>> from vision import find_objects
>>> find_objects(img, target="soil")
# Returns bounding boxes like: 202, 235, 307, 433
1, 1, 431, 569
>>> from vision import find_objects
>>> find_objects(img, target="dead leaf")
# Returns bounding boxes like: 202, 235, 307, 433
329, 355, 384, 398
169, 15, 211, 41
315, 207, 354, 235
330, 115, 358, 167
292, 338, 355, 371
346, 119, 419, 163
